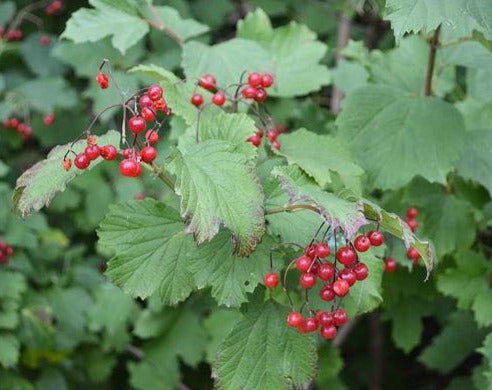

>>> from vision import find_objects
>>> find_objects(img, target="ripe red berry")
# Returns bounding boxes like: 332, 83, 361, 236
191, 93, 204, 107
333, 278, 350, 297
122, 148, 131, 159
367, 230, 384, 246
147, 84, 163, 101
247, 135, 261, 147
84, 145, 101, 161
62, 158, 72, 172
242, 86, 257, 99
199, 74, 216, 91
100, 145, 117, 161
317, 262, 335, 281
317, 311, 334, 327
384, 257, 397, 272
300, 317, 318, 333
255, 129, 263, 138
141, 107, 156, 122
7, 30, 23, 41
333, 308, 348, 326
96, 72, 109, 89
46, 0, 63, 15
264, 272, 279, 288
145, 130, 159, 145
407, 207, 418, 219
129, 116, 146, 134
316, 243, 331, 258
272, 140, 281, 150
335, 246, 357, 266
120, 159, 140, 177
319, 285, 335, 301
353, 263, 369, 281
43, 113, 55, 126
248, 72, 262, 87
287, 312, 303, 328
74, 153, 90, 170
141, 146, 157, 163
261, 74, 274, 88
407, 247, 420, 260
0, 242, 7, 251
354, 235, 371, 252
296, 255, 313, 272
299, 272, 316, 289
139, 94, 153, 108
338, 268, 357, 286
254, 88, 267, 102
266, 129, 278, 142
40, 35, 50, 46
212, 92, 226, 106
153, 98, 167, 112
406, 218, 418, 232
320, 325, 337, 340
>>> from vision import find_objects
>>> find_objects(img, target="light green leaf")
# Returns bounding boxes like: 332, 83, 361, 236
61, 0, 149, 54
167, 140, 265, 256
0, 334, 19, 368
0, 2, 15, 26
152, 6, 209, 41
13, 130, 120, 217
337, 85, 465, 190
442, 41, 492, 69
331, 60, 369, 95
467, 0, 492, 39
97, 199, 196, 303
276, 128, 364, 194
213, 300, 317, 390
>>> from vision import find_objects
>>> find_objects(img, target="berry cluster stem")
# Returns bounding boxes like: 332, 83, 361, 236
424, 24, 441, 96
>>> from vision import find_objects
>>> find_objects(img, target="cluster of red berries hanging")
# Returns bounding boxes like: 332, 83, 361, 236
2, 118, 33, 140
405, 207, 421, 264
263, 226, 385, 340
247, 125, 288, 150
0, 241, 14, 266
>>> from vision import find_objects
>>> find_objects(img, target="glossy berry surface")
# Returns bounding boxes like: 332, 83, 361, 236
407, 247, 420, 260
320, 325, 337, 340
84, 145, 100, 160
153, 98, 166, 112
191, 93, 204, 107
96, 72, 108, 89
319, 285, 335, 301
407, 207, 418, 219
384, 257, 397, 272
254, 88, 267, 102
354, 235, 371, 252
120, 159, 140, 177
296, 255, 312, 272
317, 311, 333, 327
264, 272, 279, 288
74, 153, 90, 169
353, 263, 369, 281
300, 272, 316, 289
141, 107, 156, 122
316, 262, 335, 280
212, 92, 226, 106
247, 135, 261, 147
141, 146, 157, 163
338, 268, 357, 286
199, 74, 216, 91
101, 145, 117, 161
242, 86, 257, 99
145, 130, 159, 144
247, 72, 262, 87
139, 94, 153, 108
333, 309, 348, 326
147, 84, 163, 101
367, 230, 384, 246
316, 243, 331, 258
287, 312, 303, 328
301, 317, 318, 333
261, 74, 274, 88
333, 278, 350, 297
335, 246, 357, 266
129, 116, 146, 134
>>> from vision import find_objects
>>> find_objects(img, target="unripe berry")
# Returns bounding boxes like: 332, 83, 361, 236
299, 272, 316, 289
353, 263, 369, 281
354, 235, 371, 252
248, 72, 262, 87
147, 84, 163, 101
212, 92, 226, 106
261, 74, 274, 88
264, 272, 279, 288
62, 158, 72, 172
384, 257, 397, 272
335, 246, 357, 266
141, 107, 156, 122
191, 93, 204, 107
320, 325, 337, 339
333, 308, 348, 326
333, 278, 350, 297
296, 255, 313, 272
367, 230, 384, 246
96, 72, 109, 89
100, 145, 118, 161
74, 153, 90, 169
199, 74, 216, 91
145, 130, 159, 145
140, 146, 157, 163
129, 116, 146, 134
287, 312, 303, 328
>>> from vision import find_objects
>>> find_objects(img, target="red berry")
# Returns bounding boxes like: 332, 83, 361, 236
261, 74, 274, 88
0, 252, 7, 265
407, 247, 420, 260
406, 218, 418, 232
338, 268, 357, 286
407, 207, 418, 219
353, 263, 369, 281
212, 92, 226, 106
0, 242, 7, 251
6, 247, 13, 257
264, 272, 279, 288
300, 317, 318, 333
254, 88, 267, 102
141, 107, 156, 122
248, 72, 262, 87
153, 98, 167, 112
139, 94, 153, 108
272, 140, 281, 150
40, 35, 50, 46
335, 246, 357, 266
320, 325, 337, 339
141, 146, 157, 163
354, 235, 371, 252
96, 72, 109, 89
317, 311, 334, 327
247, 135, 261, 147
43, 113, 55, 126
287, 312, 303, 328
319, 285, 335, 301
9, 118, 19, 128
199, 74, 216, 91
147, 84, 163, 101
367, 230, 384, 246
255, 129, 263, 138
316, 243, 331, 258
384, 257, 397, 272
145, 130, 159, 145
100, 145, 117, 161
296, 255, 313, 272
129, 116, 146, 134
299, 272, 316, 289
333, 308, 348, 326
317, 262, 335, 280
120, 159, 140, 177
84, 145, 100, 161
122, 148, 132, 159
74, 153, 90, 170
191, 93, 204, 107
266, 129, 278, 142
242, 86, 257, 99
333, 278, 350, 297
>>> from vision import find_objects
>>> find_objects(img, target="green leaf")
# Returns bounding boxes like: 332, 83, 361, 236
276, 128, 364, 194
0, 334, 19, 368
97, 199, 196, 303
337, 85, 465, 190
152, 6, 209, 41
0, 2, 15, 26
20, 33, 65, 77
204, 309, 241, 363
457, 130, 492, 195
272, 165, 367, 239
404, 178, 475, 256
467, 0, 492, 39
0, 370, 34, 390
167, 140, 265, 256
213, 300, 317, 390
478, 333, 492, 389
442, 41, 492, 69
61, 0, 149, 54
419, 311, 488, 373
13, 130, 120, 217
331, 60, 369, 95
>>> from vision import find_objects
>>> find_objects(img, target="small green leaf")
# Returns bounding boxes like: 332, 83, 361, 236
0, 334, 19, 368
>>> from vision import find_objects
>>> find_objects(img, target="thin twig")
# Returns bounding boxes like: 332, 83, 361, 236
424, 25, 441, 96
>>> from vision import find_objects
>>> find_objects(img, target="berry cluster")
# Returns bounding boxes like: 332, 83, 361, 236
264, 226, 385, 340
405, 207, 421, 264
247, 125, 288, 150
0, 241, 14, 266
2, 118, 33, 140
1, 28, 23, 41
